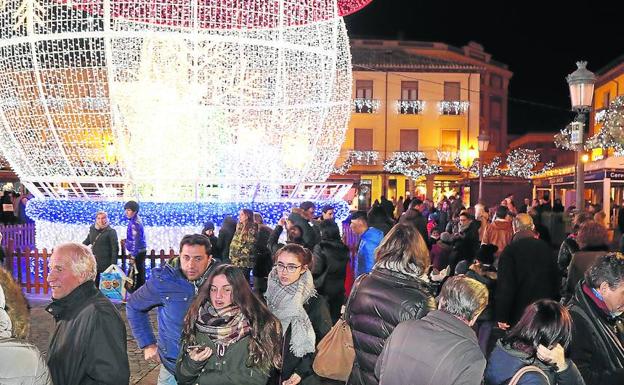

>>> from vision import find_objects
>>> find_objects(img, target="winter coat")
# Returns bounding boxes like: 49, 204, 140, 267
346, 268, 436, 385
485, 340, 585, 385
568, 282, 624, 385
430, 241, 453, 271
125, 214, 146, 257
288, 212, 320, 249
558, 235, 580, 277
453, 220, 481, 262
466, 266, 496, 322
46, 281, 130, 385
0, 339, 52, 385
176, 334, 268, 385
229, 223, 258, 269
312, 239, 350, 297
375, 310, 486, 385
217, 218, 237, 262
563, 247, 609, 302
126, 258, 219, 374
272, 295, 332, 385
482, 220, 513, 257
83, 225, 119, 273
495, 231, 560, 326
355, 227, 384, 277
253, 224, 273, 278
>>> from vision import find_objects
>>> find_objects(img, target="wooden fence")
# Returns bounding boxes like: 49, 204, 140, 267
0, 223, 35, 250
1, 222, 361, 296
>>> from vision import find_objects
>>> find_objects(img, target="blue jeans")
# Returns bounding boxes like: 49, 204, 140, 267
158, 365, 177, 385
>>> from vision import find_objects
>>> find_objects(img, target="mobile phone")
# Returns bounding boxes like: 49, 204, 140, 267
186, 345, 206, 352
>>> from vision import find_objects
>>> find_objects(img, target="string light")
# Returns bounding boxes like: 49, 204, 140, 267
454, 149, 552, 179
438, 101, 470, 115
333, 150, 379, 174
384, 152, 441, 179
26, 199, 351, 249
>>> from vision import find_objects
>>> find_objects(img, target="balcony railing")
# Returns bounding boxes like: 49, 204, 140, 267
396, 100, 425, 114
353, 98, 381, 113
438, 100, 470, 115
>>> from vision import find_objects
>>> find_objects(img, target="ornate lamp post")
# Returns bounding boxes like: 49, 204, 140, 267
477, 133, 490, 203
566, 61, 596, 211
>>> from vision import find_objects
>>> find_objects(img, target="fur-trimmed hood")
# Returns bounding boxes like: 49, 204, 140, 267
0, 267, 30, 339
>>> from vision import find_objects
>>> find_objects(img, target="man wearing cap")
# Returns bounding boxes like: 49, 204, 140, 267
124, 200, 146, 289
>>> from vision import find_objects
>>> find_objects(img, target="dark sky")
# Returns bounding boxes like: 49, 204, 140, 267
344, 0, 623, 135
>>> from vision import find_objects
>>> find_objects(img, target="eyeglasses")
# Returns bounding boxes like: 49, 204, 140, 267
275, 262, 302, 274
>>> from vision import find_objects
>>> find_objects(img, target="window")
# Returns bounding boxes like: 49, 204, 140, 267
356, 80, 373, 99
401, 81, 419, 100
354, 128, 373, 151
491, 97, 502, 122
444, 82, 461, 101
490, 74, 503, 89
440, 129, 460, 151
400, 129, 419, 151
603, 91, 611, 108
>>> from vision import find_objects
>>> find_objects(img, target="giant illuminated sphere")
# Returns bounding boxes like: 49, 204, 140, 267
0, 0, 371, 248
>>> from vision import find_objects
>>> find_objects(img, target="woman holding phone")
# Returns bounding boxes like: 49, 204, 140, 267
484, 299, 585, 385
176, 264, 282, 385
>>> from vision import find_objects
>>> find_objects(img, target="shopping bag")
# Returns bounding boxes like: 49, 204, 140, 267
125, 263, 137, 292
99, 264, 130, 301
312, 318, 355, 381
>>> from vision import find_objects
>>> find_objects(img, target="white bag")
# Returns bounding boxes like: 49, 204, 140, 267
99, 264, 132, 301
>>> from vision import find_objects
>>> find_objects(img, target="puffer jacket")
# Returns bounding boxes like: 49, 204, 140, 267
126, 257, 219, 374
485, 340, 585, 385
0, 339, 52, 385
312, 239, 350, 297
125, 214, 146, 257
346, 268, 436, 385
83, 225, 119, 273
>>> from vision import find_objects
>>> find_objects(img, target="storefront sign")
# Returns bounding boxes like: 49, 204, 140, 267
607, 171, 624, 180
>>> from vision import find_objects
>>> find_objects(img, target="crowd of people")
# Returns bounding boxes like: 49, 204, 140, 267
0, 194, 623, 385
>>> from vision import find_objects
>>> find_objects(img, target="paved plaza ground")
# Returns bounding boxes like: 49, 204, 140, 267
27, 294, 160, 385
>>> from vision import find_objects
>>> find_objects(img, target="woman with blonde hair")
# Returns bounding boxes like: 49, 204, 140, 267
0, 267, 52, 384
345, 223, 437, 385
229, 208, 258, 281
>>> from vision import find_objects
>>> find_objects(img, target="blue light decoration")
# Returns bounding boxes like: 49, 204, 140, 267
26, 199, 351, 250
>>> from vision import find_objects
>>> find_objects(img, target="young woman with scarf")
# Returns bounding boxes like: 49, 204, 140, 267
266, 244, 332, 385
176, 264, 282, 385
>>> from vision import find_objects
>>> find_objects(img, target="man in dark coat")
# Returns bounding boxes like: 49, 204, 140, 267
568, 253, 624, 385
46, 243, 129, 385
495, 213, 560, 329
398, 198, 428, 245
83, 211, 119, 286
375, 276, 488, 385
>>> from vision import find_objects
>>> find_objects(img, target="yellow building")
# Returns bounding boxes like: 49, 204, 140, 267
591, 55, 624, 160
333, 40, 512, 208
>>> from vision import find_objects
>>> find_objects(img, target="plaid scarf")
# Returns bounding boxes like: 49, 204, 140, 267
196, 304, 251, 356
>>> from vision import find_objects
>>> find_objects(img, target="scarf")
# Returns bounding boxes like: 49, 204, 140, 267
196, 304, 251, 356
0, 284, 12, 338
265, 267, 316, 357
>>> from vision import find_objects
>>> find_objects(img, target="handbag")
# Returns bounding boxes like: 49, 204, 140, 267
312, 274, 367, 381
508, 365, 550, 385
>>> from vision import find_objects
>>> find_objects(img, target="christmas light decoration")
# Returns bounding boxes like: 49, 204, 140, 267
396, 100, 425, 114
454, 148, 552, 179
438, 101, 470, 115
384, 151, 441, 179
353, 98, 381, 113
603, 96, 624, 145
0, 0, 374, 249
26, 198, 351, 249
333, 150, 379, 174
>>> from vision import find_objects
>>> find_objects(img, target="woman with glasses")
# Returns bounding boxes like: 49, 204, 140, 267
266, 244, 332, 385
346, 223, 436, 385
176, 265, 282, 385
485, 299, 585, 385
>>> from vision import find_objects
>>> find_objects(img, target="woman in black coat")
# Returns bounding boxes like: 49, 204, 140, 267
216, 216, 237, 263
82, 211, 119, 285
346, 223, 436, 385
312, 220, 350, 323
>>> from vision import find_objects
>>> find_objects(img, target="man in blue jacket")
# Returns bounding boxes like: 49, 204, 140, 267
350, 211, 384, 277
126, 234, 219, 385
124, 200, 147, 289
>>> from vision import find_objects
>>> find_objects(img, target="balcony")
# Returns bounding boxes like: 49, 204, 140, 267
353, 98, 381, 113
396, 100, 425, 114
438, 100, 470, 115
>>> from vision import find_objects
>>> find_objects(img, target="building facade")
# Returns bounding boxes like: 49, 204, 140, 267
333, 39, 512, 209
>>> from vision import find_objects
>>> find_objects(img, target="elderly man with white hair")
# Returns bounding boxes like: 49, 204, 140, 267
46, 242, 130, 385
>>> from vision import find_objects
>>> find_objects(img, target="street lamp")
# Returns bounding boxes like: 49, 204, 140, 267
477, 133, 490, 203
566, 61, 596, 211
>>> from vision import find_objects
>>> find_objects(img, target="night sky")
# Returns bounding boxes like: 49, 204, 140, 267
344, 0, 623, 135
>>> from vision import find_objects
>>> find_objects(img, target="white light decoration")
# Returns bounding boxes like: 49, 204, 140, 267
595, 109, 607, 124
396, 100, 425, 114
438, 101, 470, 115
353, 98, 381, 113
0, 0, 373, 249
384, 151, 441, 179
